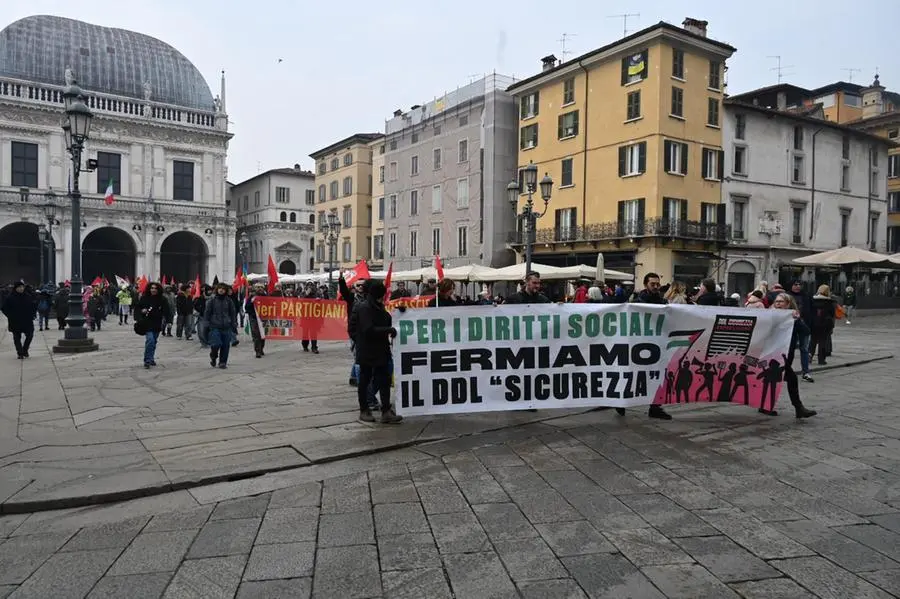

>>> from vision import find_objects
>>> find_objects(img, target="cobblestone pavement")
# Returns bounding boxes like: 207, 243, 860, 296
0, 317, 898, 598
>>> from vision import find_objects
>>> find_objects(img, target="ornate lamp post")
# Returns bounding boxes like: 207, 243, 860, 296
320, 210, 341, 293
37, 223, 49, 286
507, 161, 553, 276
43, 191, 58, 284
53, 77, 98, 353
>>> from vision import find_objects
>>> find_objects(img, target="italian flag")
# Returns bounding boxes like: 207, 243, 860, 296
104, 179, 115, 206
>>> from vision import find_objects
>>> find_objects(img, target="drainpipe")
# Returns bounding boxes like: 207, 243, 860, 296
578, 60, 589, 233
809, 128, 824, 240
867, 144, 873, 246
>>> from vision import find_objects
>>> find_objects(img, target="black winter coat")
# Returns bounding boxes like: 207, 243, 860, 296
695, 292, 721, 306
137, 294, 171, 333
204, 294, 237, 330
175, 293, 193, 317
2, 291, 36, 331
810, 295, 836, 334
354, 297, 393, 367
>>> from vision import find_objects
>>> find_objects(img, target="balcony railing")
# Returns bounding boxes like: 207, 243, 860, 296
1, 188, 229, 219
506, 217, 730, 245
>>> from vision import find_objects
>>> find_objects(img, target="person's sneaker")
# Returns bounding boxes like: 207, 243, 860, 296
144, 362, 151, 369
758, 408, 778, 416
349, 378, 358, 387
149, 360, 156, 366
616, 407, 625, 415
210, 358, 217, 367
359, 410, 376, 423
381, 410, 403, 424
802, 373, 814, 383
648, 405, 672, 420
846, 321, 851, 325
312, 348, 319, 354
302, 347, 309, 352
795, 407, 817, 419
219, 364, 227, 369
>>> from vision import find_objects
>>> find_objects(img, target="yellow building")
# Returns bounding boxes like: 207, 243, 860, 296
370, 138, 386, 268
310, 133, 383, 269
506, 18, 735, 285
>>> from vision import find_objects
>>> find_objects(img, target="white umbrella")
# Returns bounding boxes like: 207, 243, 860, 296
792, 246, 892, 266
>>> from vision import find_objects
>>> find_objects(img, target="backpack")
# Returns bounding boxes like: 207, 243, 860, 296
37, 298, 50, 312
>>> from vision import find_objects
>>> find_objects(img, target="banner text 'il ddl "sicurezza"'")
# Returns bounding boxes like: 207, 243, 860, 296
392, 304, 795, 416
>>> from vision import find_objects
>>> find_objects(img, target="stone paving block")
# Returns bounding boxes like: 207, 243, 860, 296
381, 568, 452, 599
517, 579, 588, 599
455, 479, 509, 504
442, 551, 519, 599
60, 516, 149, 552
534, 520, 616, 557
162, 554, 247, 599
513, 489, 582, 524
605, 528, 693, 566
869, 512, 900, 534
493, 537, 568, 582
674, 535, 781, 582
374, 503, 429, 536
562, 553, 666, 599
143, 506, 213, 533
0, 587, 14, 599
320, 479, 371, 514
255, 507, 318, 544
835, 523, 900, 562
366, 463, 410, 482
563, 492, 646, 530
243, 542, 315, 581
10, 548, 120, 599
491, 466, 553, 495
473, 445, 526, 468
771, 556, 895, 599
209, 495, 271, 520
317, 510, 374, 547
442, 455, 492, 482
641, 564, 740, 599
729, 578, 818, 599
378, 533, 441, 571
87, 572, 173, 599
472, 503, 538, 540
267, 482, 321, 509
415, 482, 469, 514
694, 507, 815, 559
655, 477, 728, 510
370, 479, 418, 504
775, 519, 900, 572
108, 530, 197, 576
407, 459, 455, 484
574, 459, 653, 495
236, 578, 312, 599
861, 569, 900, 596
539, 469, 604, 495
186, 517, 260, 559
313, 545, 381, 599
618, 492, 718, 537
0, 532, 74, 584
428, 511, 489, 554
0, 515, 27, 539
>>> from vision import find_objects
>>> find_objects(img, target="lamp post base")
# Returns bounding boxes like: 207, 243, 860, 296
52, 328, 99, 353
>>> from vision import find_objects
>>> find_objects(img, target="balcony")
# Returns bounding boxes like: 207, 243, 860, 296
1, 188, 230, 220
506, 217, 730, 245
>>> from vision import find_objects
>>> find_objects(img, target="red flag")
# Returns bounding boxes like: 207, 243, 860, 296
161, 275, 167, 286
383, 261, 393, 302
434, 255, 444, 281
193, 274, 201, 299
137, 275, 148, 294
344, 260, 371, 286
266, 255, 279, 293
232, 265, 245, 292
90, 276, 102, 286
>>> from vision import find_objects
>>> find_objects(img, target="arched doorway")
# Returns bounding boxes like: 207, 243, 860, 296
160, 231, 207, 283
0, 222, 40, 284
727, 260, 757, 299
82, 227, 137, 283
279, 260, 296, 275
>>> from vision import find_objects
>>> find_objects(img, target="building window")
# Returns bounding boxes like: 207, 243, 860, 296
388, 232, 397, 257
254, 190, 260, 207
889, 129, 899, 139
793, 126, 804, 151
870, 214, 880, 249
433, 148, 442, 170
459, 115, 468, 127
9, 143, 37, 188
671, 87, 683, 117
841, 163, 851, 190
735, 114, 746, 140
733, 146, 747, 176
432, 184, 442, 212
701, 148, 724, 180
412, 133, 419, 144
701, 202, 719, 226
520, 92, 539, 119
563, 78, 575, 105
243, 196, 249, 211
520, 124, 538, 150
561, 158, 574, 187
378, 165, 384, 183
617, 198, 645, 236
318, 211, 325, 229
791, 205, 804, 244
279, 211, 287, 222
389, 161, 398, 180
433, 125, 441, 136
316, 244, 324, 262
389, 140, 397, 151
173, 160, 194, 201
792, 154, 805, 184
329, 181, 338, 199
626, 91, 641, 120
890, 192, 900, 213
842, 135, 850, 159
410, 155, 419, 175
672, 48, 684, 79
872, 149, 879, 167
555, 207, 577, 241
342, 239, 352, 262
94, 151, 121, 195
374, 235, 384, 259
707, 98, 720, 127
377, 197, 384, 221
840, 212, 850, 246
663, 140, 688, 176
331, 158, 339, 171
318, 163, 326, 175
458, 139, 468, 163
389, 194, 397, 219
732, 198, 747, 240
457, 226, 468, 256
558, 110, 579, 139
708, 61, 721, 90
872, 167, 880, 196
342, 176, 352, 196
663, 198, 688, 230
305, 189, 315, 205
457, 178, 469, 209
342, 205, 352, 227
621, 50, 648, 85
432, 228, 441, 255
888, 155, 899, 178
275, 186, 290, 203
343, 153, 352, 166
318, 184, 326, 202
618, 142, 647, 177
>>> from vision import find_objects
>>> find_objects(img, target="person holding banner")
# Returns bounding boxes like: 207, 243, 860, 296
769, 293, 817, 419
505, 272, 550, 304
427, 279, 459, 307
622, 272, 672, 420
339, 273, 368, 386
245, 285, 266, 358
354, 280, 402, 424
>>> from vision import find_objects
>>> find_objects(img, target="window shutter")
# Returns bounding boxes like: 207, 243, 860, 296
618, 146, 626, 177
701, 149, 708, 178
638, 142, 647, 173
637, 199, 646, 234
617, 201, 625, 229
680, 199, 688, 222
717, 150, 725, 180
700, 203, 709, 225
664, 141, 672, 172
621, 57, 629, 85
557, 115, 564, 139
662, 199, 671, 220
716, 203, 727, 229
681, 143, 689, 175
569, 208, 578, 233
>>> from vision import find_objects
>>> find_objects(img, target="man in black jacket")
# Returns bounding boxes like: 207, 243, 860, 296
175, 285, 194, 340
505, 272, 550, 304
2, 281, 36, 358
624, 272, 672, 420
340, 274, 368, 386
205, 284, 237, 368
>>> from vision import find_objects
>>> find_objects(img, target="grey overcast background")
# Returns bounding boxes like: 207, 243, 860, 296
5, 0, 898, 184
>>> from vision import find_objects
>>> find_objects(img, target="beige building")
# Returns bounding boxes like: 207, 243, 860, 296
370, 138, 386, 269
310, 133, 383, 269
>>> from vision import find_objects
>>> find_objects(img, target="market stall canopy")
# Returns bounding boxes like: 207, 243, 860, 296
792, 247, 893, 266
486, 262, 633, 282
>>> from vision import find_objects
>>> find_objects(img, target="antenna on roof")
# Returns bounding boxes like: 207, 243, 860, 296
842, 68, 862, 83
607, 14, 639, 38
558, 33, 577, 60
767, 55, 795, 84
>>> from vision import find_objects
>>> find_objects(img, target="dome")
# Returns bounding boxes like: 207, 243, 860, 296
0, 15, 214, 110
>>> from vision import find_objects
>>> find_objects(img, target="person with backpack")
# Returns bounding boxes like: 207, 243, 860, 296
36, 290, 51, 331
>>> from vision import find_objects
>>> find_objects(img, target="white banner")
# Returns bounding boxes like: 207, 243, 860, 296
392, 304, 794, 416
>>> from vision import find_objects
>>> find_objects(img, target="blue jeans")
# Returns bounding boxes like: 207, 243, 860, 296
798, 332, 811, 374
209, 328, 232, 364
144, 331, 160, 364
197, 319, 209, 345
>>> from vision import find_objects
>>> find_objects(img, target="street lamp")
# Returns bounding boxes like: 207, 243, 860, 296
53, 77, 98, 353
43, 191, 58, 284
320, 210, 341, 293
507, 161, 553, 276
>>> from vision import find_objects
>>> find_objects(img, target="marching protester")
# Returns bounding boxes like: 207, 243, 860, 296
36, 290, 51, 331
353, 280, 402, 424
810, 284, 836, 366
427, 279, 459, 307
194, 286, 211, 347
175, 284, 194, 340
245, 285, 266, 358
205, 283, 238, 369
53, 283, 69, 329
390, 281, 412, 300
116, 285, 133, 325
787, 281, 814, 382
767, 293, 818, 419
623, 272, 671, 420
136, 282, 171, 368
300, 283, 321, 354
87, 287, 106, 331
745, 289, 766, 308
339, 273, 368, 386
505, 271, 550, 304
162, 286, 176, 337
663, 281, 689, 304
2, 280, 36, 359
694, 278, 721, 306
843, 286, 856, 324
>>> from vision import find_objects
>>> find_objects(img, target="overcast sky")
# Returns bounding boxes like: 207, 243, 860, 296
5, 1, 898, 184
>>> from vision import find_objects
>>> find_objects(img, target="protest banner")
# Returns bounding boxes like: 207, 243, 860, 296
392, 303, 795, 416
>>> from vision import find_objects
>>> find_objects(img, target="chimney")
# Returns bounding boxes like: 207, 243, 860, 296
293, 163, 301, 170
540, 54, 558, 72
410, 104, 421, 110
861, 74, 885, 119
393, 109, 403, 117
682, 18, 708, 38
776, 91, 787, 111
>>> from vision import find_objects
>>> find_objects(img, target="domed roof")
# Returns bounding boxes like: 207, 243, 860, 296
0, 15, 214, 110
